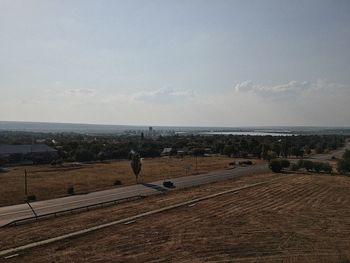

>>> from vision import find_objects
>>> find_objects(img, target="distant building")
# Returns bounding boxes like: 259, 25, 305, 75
148, 126, 155, 137
161, 147, 173, 156
0, 144, 58, 165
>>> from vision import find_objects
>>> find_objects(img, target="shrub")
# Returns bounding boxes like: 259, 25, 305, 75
223, 145, 234, 156
343, 149, 350, 160
67, 186, 75, 195
338, 159, 350, 174
262, 151, 277, 161
290, 163, 299, 171
269, 159, 291, 173
321, 163, 333, 174
280, 159, 290, 169
269, 159, 282, 173
296, 160, 332, 173
313, 162, 323, 173
302, 160, 314, 171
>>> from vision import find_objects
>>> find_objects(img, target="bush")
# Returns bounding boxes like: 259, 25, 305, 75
313, 162, 323, 173
280, 159, 290, 169
262, 151, 277, 161
301, 160, 314, 171
338, 159, 350, 174
269, 159, 291, 173
290, 163, 299, 171
336, 150, 350, 174
269, 159, 282, 173
297, 159, 332, 173
67, 186, 75, 195
343, 150, 350, 160
321, 163, 333, 174
311, 162, 332, 173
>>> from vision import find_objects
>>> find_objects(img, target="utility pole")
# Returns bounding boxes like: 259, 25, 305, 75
195, 155, 198, 174
24, 169, 28, 198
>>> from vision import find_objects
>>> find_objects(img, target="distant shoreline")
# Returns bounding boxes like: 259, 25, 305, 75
0, 121, 349, 135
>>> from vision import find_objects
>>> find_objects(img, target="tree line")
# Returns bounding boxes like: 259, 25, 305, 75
0, 131, 345, 164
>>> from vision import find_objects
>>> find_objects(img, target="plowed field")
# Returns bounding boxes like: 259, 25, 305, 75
5, 174, 350, 262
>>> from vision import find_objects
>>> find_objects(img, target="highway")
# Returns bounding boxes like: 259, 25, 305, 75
0, 164, 268, 227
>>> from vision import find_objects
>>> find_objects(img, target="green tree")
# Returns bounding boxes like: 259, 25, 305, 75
269, 159, 282, 173
291, 147, 304, 158
75, 149, 95, 162
342, 149, 350, 160
337, 159, 350, 174
223, 145, 234, 156
280, 159, 290, 169
321, 163, 332, 174
313, 162, 323, 173
262, 151, 277, 161
301, 160, 314, 171
130, 151, 142, 183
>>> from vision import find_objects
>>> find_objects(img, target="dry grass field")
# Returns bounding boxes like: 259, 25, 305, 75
1, 172, 350, 262
0, 156, 247, 206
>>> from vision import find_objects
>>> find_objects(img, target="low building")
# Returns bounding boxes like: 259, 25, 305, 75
0, 144, 58, 165
161, 148, 173, 156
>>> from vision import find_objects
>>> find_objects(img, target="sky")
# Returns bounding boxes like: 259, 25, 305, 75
1, 0, 350, 127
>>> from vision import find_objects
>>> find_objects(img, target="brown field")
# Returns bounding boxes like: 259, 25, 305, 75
0, 156, 248, 206
1, 173, 350, 262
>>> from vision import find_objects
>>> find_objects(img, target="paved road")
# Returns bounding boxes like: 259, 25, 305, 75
0, 164, 268, 227
307, 139, 350, 161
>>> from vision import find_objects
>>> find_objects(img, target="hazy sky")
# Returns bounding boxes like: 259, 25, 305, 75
1, 0, 350, 127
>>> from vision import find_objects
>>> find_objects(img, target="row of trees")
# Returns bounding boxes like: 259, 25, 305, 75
0, 131, 346, 164
268, 146, 350, 175
46, 134, 347, 163
269, 159, 333, 174
292, 160, 333, 173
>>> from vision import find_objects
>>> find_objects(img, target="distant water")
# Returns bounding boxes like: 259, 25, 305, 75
200, 131, 294, 136
0, 121, 348, 135
0, 121, 229, 134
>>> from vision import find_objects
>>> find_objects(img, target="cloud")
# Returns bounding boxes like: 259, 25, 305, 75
2, 80, 349, 127
62, 88, 96, 97
134, 87, 194, 104
44, 87, 96, 98
234, 79, 347, 99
